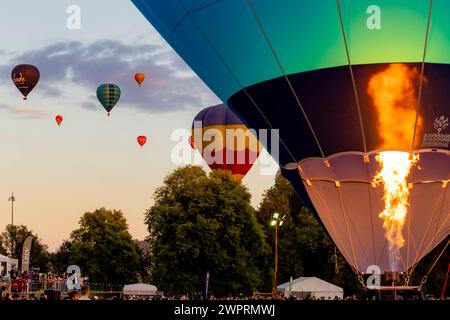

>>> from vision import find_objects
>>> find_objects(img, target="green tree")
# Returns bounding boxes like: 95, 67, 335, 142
0, 237, 6, 255
145, 166, 270, 296
49, 240, 72, 273
54, 208, 141, 285
257, 176, 361, 295
0, 225, 50, 271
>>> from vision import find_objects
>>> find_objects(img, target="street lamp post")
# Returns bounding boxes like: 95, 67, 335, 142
271, 213, 286, 295
8, 192, 15, 226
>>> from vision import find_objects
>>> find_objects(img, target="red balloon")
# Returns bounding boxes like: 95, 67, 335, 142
55, 115, 63, 126
137, 135, 147, 148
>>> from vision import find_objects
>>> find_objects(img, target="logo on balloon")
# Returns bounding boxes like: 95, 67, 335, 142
13, 72, 26, 85
434, 115, 449, 134
422, 115, 450, 148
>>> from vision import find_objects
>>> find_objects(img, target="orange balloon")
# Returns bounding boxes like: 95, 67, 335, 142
135, 73, 145, 87
55, 115, 63, 126
137, 135, 147, 148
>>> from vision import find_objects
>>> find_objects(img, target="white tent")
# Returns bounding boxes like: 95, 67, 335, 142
277, 277, 343, 299
123, 283, 158, 296
0, 254, 11, 276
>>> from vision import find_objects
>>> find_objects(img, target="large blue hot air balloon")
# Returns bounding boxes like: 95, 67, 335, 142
132, 0, 449, 283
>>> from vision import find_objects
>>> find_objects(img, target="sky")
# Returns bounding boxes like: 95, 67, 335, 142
0, 0, 277, 251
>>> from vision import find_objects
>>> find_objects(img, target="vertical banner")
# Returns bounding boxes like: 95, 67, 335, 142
205, 271, 210, 300
21, 235, 33, 274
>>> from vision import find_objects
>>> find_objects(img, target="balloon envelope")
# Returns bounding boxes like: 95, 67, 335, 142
135, 73, 145, 86
137, 135, 147, 147
188, 135, 195, 149
97, 84, 121, 115
55, 115, 63, 126
192, 104, 260, 180
11, 64, 40, 100
134, 0, 450, 273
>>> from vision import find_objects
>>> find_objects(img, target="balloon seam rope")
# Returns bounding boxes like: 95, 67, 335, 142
408, 186, 446, 278
336, 186, 360, 272
365, 164, 378, 267
406, 193, 412, 273
421, 239, 450, 286
175, 0, 298, 163
313, 183, 355, 262
431, 185, 447, 250
412, 187, 446, 266
308, 183, 358, 274
169, 0, 223, 42
410, 0, 433, 152
336, 0, 367, 153
373, 183, 390, 269
246, 0, 326, 159
410, 187, 448, 276
343, 205, 373, 269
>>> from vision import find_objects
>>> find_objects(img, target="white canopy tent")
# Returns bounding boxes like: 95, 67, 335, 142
0, 254, 11, 277
123, 283, 158, 296
277, 277, 343, 299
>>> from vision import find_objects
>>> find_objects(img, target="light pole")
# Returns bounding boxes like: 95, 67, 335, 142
271, 213, 286, 295
8, 192, 15, 226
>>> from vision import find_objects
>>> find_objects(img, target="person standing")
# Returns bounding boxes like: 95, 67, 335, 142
79, 286, 91, 300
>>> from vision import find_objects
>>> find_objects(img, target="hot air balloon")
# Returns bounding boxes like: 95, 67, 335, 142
133, 0, 450, 287
135, 73, 145, 86
192, 104, 260, 181
55, 115, 63, 126
11, 64, 40, 100
97, 84, 121, 116
188, 135, 195, 149
137, 135, 147, 148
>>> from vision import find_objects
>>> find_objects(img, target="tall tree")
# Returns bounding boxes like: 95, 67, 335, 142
145, 166, 270, 296
0, 237, 6, 256
0, 225, 50, 271
54, 208, 141, 285
257, 176, 361, 295
49, 240, 72, 273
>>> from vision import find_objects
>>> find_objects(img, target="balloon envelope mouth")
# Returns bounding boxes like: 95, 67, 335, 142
292, 149, 449, 273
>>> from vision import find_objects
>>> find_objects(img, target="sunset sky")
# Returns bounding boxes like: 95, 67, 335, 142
0, 0, 277, 251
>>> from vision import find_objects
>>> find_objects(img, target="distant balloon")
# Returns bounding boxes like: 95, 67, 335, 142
97, 84, 121, 116
11, 64, 40, 100
188, 135, 195, 149
55, 115, 63, 126
137, 135, 147, 148
192, 104, 260, 181
135, 73, 145, 86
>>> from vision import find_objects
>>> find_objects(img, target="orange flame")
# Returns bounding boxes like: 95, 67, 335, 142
373, 152, 418, 250
368, 64, 423, 270
367, 64, 423, 150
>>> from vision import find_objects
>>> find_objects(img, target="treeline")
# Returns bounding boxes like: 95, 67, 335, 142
1, 165, 447, 297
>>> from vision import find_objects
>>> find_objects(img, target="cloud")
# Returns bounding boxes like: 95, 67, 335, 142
0, 104, 48, 119
0, 39, 218, 113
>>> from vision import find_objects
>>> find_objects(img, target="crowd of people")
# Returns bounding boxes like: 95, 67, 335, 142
0, 285, 92, 301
